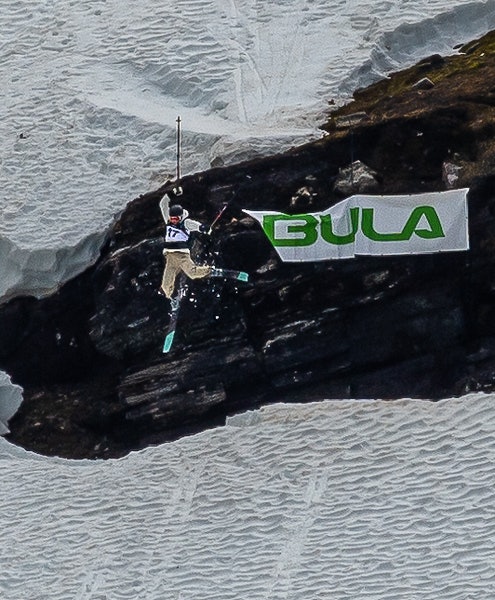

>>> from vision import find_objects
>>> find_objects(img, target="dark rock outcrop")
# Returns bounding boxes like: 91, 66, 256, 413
3, 32, 495, 459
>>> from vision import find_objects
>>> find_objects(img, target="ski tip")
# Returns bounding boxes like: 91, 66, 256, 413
162, 331, 175, 353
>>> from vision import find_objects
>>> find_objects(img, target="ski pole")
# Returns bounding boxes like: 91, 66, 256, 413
175, 115, 181, 184
207, 203, 230, 235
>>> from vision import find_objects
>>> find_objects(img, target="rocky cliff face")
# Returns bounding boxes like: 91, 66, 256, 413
3, 33, 495, 459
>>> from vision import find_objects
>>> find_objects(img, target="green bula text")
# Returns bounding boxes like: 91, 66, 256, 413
263, 206, 446, 247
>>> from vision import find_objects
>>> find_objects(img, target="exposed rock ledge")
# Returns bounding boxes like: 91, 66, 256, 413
3, 32, 495, 459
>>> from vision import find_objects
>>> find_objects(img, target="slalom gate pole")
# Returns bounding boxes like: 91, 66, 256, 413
176, 115, 181, 183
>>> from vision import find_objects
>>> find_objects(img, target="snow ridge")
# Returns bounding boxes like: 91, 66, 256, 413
339, 0, 495, 94
0, 372, 22, 435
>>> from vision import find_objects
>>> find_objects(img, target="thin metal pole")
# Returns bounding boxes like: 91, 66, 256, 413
176, 115, 181, 182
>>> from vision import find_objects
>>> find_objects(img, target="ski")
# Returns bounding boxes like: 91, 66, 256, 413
161, 268, 247, 354
162, 280, 187, 354
210, 267, 249, 282
162, 308, 179, 353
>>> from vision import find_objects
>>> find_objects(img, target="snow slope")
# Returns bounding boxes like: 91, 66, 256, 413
2, 0, 495, 301
1, 393, 494, 599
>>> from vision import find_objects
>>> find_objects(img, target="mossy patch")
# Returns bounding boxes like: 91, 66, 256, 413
325, 30, 495, 127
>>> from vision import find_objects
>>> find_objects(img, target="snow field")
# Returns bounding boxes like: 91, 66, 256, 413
1, 393, 494, 599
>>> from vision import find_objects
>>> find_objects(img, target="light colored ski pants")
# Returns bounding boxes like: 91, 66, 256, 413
161, 250, 212, 298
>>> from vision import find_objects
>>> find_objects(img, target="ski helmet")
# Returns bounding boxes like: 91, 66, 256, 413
169, 204, 184, 218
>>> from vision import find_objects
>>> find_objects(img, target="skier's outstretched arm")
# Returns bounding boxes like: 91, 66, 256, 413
183, 217, 207, 233
159, 193, 171, 222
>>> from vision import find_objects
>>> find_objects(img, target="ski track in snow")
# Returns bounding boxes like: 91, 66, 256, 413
1, 0, 495, 300
1, 393, 495, 599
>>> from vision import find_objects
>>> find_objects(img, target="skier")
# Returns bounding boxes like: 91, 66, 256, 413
158, 185, 249, 353
159, 187, 212, 309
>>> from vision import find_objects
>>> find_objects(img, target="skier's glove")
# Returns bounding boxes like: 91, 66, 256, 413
199, 224, 210, 234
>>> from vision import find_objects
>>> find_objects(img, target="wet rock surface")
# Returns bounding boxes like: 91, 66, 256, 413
3, 33, 495, 459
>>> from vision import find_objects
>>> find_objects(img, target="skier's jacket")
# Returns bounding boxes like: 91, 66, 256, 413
160, 193, 202, 253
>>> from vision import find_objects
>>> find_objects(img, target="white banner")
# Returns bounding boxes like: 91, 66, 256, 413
244, 188, 469, 262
